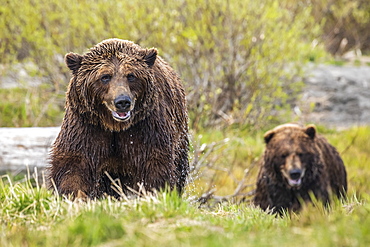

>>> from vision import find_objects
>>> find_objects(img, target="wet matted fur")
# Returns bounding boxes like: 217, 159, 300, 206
253, 123, 347, 214
48, 39, 189, 199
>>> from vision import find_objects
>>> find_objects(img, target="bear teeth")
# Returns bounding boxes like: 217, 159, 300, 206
112, 111, 131, 121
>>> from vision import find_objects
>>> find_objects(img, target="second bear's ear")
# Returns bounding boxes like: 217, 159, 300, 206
264, 130, 275, 144
143, 48, 157, 67
305, 124, 316, 139
65, 52, 83, 72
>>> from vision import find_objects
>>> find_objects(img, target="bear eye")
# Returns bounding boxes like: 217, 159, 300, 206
297, 153, 304, 158
281, 153, 289, 159
127, 73, 136, 82
100, 74, 112, 84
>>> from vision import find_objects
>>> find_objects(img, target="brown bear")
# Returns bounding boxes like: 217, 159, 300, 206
48, 38, 189, 199
253, 123, 347, 214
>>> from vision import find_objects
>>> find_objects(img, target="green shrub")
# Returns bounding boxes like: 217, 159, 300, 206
0, 86, 64, 127
310, 0, 370, 55
0, 0, 324, 129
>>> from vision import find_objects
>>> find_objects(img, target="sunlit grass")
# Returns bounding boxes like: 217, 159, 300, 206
1, 126, 370, 246
1, 176, 369, 246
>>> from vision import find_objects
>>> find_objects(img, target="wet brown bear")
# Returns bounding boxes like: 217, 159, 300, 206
254, 123, 347, 214
48, 39, 189, 199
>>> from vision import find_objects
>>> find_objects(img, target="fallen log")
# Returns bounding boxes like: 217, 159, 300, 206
0, 127, 60, 173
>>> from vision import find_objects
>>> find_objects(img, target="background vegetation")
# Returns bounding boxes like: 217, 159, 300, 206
1, 0, 324, 130
1, 0, 370, 246
1, 0, 369, 129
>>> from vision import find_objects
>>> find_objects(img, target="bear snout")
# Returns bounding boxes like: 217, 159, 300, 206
114, 95, 132, 112
107, 95, 135, 122
285, 167, 305, 188
289, 169, 302, 180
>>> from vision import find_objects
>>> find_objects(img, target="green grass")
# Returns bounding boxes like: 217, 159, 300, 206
1, 179, 369, 247
0, 86, 64, 127
1, 126, 370, 246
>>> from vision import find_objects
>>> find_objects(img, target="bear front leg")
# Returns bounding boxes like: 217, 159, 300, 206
254, 171, 272, 210
49, 158, 95, 199
136, 157, 179, 194
57, 170, 91, 199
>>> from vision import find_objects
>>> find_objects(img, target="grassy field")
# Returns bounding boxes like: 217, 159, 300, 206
1, 0, 370, 245
1, 126, 370, 246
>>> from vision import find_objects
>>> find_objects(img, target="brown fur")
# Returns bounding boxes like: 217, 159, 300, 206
254, 123, 347, 214
48, 39, 189, 199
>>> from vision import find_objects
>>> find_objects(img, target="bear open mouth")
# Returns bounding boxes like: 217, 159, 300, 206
287, 178, 302, 187
112, 111, 131, 121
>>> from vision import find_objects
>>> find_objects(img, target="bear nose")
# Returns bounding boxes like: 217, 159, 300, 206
289, 169, 302, 180
114, 95, 132, 111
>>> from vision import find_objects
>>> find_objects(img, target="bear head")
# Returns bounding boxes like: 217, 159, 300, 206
64, 38, 158, 131
262, 123, 321, 189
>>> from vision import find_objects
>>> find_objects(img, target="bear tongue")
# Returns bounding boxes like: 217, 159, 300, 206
288, 178, 302, 187
112, 111, 131, 120
117, 112, 128, 118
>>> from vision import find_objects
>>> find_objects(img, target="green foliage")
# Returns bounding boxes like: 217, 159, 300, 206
325, 127, 370, 197
0, 182, 370, 246
309, 0, 370, 55
0, 86, 64, 127
0, 173, 57, 226
64, 210, 126, 246
161, 0, 318, 130
188, 126, 264, 197
0, 0, 324, 129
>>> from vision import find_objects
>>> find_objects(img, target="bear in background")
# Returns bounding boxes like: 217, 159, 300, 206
253, 123, 347, 214
48, 39, 189, 199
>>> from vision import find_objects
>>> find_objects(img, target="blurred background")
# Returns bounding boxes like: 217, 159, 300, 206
1, 0, 370, 200
1, 0, 369, 130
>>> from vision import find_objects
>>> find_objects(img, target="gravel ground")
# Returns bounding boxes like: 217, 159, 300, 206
297, 64, 370, 128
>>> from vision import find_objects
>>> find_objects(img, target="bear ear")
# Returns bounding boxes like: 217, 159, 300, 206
264, 130, 275, 144
304, 124, 316, 139
143, 48, 157, 67
65, 52, 83, 72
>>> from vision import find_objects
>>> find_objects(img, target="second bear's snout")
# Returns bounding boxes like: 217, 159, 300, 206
289, 169, 302, 180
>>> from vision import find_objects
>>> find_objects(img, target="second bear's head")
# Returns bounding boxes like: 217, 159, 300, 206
263, 123, 320, 189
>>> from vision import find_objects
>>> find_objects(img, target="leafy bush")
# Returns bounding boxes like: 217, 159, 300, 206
310, 0, 370, 55
0, 0, 323, 129
0, 86, 64, 127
